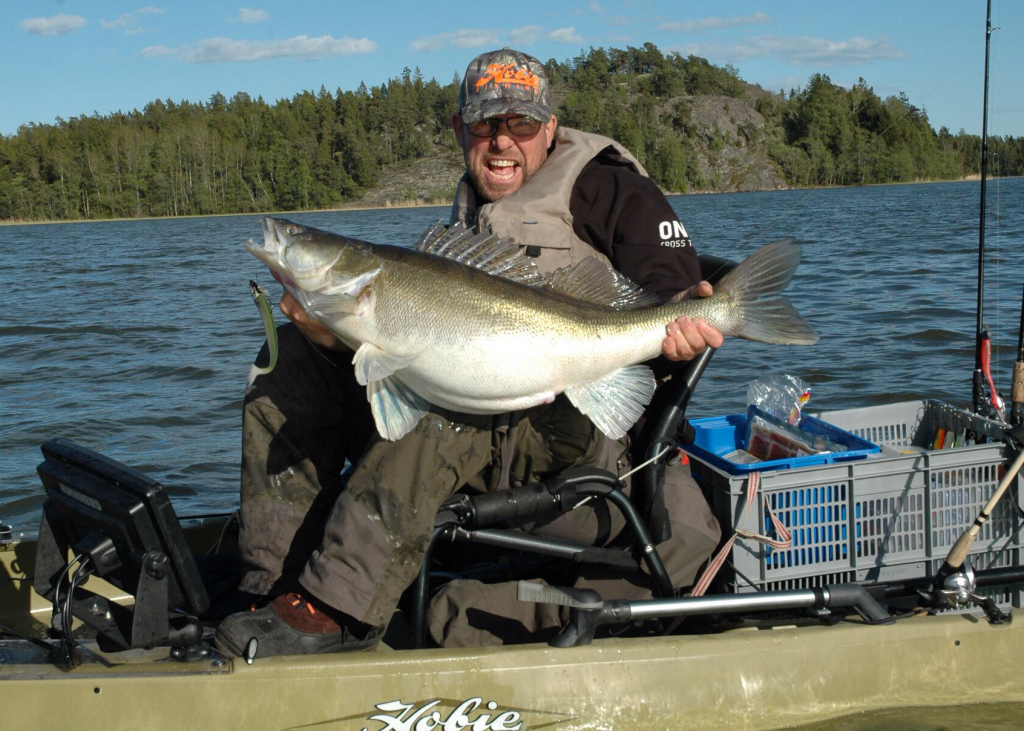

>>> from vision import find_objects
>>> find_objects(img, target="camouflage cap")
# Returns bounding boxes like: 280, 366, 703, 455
458, 48, 552, 124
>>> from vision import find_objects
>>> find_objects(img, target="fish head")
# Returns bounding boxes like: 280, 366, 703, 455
247, 217, 378, 292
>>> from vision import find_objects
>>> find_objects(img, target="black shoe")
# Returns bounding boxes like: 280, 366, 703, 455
214, 593, 382, 659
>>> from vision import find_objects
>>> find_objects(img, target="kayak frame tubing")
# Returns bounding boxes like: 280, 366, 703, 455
551, 582, 893, 648
413, 469, 675, 649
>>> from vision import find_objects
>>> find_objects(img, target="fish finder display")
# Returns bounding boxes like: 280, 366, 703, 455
33, 438, 208, 652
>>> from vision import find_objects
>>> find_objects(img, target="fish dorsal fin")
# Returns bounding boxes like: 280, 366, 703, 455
545, 258, 662, 310
415, 221, 544, 287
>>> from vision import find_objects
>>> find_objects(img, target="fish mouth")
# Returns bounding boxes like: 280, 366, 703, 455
247, 216, 343, 289
260, 216, 296, 254
245, 235, 277, 267
245, 234, 283, 274
245, 217, 296, 283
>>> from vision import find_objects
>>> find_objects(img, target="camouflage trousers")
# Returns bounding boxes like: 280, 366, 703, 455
239, 324, 721, 640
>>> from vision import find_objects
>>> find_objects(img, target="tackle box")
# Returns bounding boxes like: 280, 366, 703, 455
685, 411, 880, 475
686, 400, 1024, 608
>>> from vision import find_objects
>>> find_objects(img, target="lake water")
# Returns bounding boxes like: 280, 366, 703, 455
1, 178, 1023, 535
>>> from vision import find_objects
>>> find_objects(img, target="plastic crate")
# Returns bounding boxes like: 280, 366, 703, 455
686, 411, 880, 475
687, 400, 1024, 607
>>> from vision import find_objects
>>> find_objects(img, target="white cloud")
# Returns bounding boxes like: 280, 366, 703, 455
588, 2, 604, 12
234, 8, 270, 23
661, 12, 772, 33
509, 25, 545, 46
670, 35, 905, 67
411, 29, 500, 52
19, 14, 86, 36
410, 24, 583, 52
549, 26, 583, 44
140, 35, 377, 63
102, 7, 165, 35
410, 35, 446, 52
450, 29, 500, 50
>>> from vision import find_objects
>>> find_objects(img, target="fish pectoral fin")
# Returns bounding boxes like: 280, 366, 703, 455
565, 365, 656, 440
368, 376, 430, 441
352, 342, 415, 386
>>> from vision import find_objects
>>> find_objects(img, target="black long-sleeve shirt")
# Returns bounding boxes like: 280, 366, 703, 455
569, 157, 701, 303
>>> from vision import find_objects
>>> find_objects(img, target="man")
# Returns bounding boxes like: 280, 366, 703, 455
215, 48, 722, 657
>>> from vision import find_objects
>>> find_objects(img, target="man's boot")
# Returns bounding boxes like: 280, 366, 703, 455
214, 593, 382, 658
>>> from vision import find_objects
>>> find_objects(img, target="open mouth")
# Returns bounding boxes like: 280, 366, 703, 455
485, 159, 520, 183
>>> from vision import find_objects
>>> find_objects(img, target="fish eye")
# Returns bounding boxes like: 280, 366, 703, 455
286, 224, 304, 235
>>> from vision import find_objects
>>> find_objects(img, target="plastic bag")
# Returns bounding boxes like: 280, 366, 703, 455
746, 374, 811, 425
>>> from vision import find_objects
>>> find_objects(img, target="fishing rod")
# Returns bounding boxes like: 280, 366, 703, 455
972, 0, 996, 417
932, 445, 1024, 605
933, 0, 1024, 613
1013, 287, 1024, 425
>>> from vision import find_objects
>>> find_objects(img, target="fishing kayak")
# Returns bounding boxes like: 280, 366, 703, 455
3, 253, 1021, 731
2, 493, 1023, 731
3, 345, 1021, 731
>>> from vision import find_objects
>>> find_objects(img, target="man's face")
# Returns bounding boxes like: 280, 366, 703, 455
451, 113, 558, 203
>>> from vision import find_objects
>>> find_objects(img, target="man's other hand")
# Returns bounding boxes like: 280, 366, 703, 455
662, 281, 724, 362
278, 291, 349, 352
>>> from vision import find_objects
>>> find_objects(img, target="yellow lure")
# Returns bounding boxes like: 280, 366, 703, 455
249, 280, 278, 376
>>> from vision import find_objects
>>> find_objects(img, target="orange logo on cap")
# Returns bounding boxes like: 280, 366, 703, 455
475, 63, 540, 94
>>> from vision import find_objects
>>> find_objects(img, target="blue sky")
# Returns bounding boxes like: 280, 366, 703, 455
2, 1, 1021, 139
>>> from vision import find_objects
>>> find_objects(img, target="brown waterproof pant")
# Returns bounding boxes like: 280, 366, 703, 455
239, 324, 721, 643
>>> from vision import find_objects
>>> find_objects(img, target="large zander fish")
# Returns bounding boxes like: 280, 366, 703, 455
247, 217, 818, 441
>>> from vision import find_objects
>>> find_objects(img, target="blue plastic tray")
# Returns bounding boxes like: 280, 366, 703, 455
684, 412, 880, 475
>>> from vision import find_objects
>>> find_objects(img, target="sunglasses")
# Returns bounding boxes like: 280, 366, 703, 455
464, 116, 543, 138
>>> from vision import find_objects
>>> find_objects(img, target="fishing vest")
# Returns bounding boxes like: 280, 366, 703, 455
449, 127, 649, 277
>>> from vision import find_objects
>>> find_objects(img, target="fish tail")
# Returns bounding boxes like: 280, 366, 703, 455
715, 238, 819, 345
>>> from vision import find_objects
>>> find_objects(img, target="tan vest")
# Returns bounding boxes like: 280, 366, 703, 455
449, 127, 648, 277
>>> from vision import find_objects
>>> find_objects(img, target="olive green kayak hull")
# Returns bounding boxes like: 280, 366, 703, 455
3, 534, 1023, 731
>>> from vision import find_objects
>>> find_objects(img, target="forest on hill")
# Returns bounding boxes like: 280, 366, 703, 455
2, 43, 1021, 222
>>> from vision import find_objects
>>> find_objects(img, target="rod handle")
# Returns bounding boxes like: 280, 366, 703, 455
944, 523, 981, 571
1012, 361, 1024, 404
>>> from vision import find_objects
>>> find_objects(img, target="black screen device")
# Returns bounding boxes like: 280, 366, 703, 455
34, 438, 209, 651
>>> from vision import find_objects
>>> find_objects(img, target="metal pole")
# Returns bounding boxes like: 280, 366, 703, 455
973, 0, 993, 414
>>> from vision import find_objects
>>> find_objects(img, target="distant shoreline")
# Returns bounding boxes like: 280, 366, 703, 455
0, 198, 452, 227
2, 176, 1012, 227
